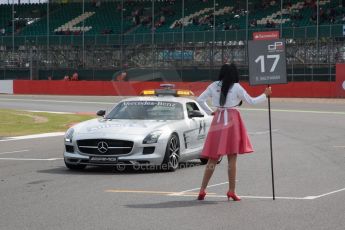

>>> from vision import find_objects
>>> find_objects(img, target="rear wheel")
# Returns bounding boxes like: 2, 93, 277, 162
64, 160, 86, 170
161, 134, 180, 172
200, 158, 208, 165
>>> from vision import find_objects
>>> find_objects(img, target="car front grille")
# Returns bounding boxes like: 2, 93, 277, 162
77, 139, 133, 155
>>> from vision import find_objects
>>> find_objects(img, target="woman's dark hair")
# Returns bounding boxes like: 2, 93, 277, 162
218, 63, 239, 106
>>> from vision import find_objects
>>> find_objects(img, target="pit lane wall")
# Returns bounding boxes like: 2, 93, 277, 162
5, 80, 338, 98
1, 63, 344, 97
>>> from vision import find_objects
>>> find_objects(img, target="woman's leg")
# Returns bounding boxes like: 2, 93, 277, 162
199, 159, 218, 192
227, 154, 237, 193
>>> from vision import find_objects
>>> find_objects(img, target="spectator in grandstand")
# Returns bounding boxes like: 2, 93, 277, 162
116, 71, 127, 81
173, 21, 183, 29
96, 0, 101, 8
304, 0, 316, 8
196, 63, 272, 201
290, 11, 303, 21
74, 31, 81, 36
141, 16, 152, 26
265, 20, 270, 27
284, 0, 292, 9
160, 6, 175, 16
327, 8, 336, 24
192, 17, 199, 25
117, 3, 121, 12
0, 28, 5, 36
71, 72, 79, 81
250, 19, 257, 27
133, 15, 140, 25
64, 29, 71, 35
265, 20, 275, 28
160, 15, 166, 25
92, 0, 101, 8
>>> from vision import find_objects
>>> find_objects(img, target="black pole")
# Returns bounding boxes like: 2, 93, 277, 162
267, 84, 276, 200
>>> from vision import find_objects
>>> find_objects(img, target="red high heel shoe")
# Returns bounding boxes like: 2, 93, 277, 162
227, 191, 241, 201
197, 191, 206, 200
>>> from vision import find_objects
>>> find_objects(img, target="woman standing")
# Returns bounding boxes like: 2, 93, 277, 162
196, 63, 272, 201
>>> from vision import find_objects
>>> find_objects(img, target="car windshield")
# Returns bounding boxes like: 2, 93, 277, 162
105, 101, 184, 120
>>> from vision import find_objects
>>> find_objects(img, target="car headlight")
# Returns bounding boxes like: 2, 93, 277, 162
143, 131, 162, 144
65, 128, 74, 143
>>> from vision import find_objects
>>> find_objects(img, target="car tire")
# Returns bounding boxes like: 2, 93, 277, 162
161, 133, 180, 172
200, 158, 208, 165
199, 157, 223, 165
64, 160, 87, 170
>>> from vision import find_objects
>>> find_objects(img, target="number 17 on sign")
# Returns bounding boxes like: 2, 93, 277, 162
255, 55, 280, 73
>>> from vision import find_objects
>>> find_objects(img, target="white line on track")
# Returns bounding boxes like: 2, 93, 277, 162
174, 182, 345, 200
240, 108, 345, 115
25, 110, 74, 114
0, 158, 63, 161
304, 188, 345, 199
248, 129, 279, 135
172, 182, 229, 195
0, 98, 114, 105
0, 132, 65, 142
170, 194, 308, 200
0, 150, 30, 155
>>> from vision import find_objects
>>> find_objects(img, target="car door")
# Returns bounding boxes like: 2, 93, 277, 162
183, 102, 207, 149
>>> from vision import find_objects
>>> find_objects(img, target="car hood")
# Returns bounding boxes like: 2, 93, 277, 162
75, 118, 175, 136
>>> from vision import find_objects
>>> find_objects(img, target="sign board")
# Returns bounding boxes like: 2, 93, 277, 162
253, 31, 280, 41
248, 39, 287, 86
0, 80, 13, 94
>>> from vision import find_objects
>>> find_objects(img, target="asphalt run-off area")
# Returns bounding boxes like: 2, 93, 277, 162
0, 95, 344, 230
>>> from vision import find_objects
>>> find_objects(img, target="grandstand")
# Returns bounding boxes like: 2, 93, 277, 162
0, 0, 344, 81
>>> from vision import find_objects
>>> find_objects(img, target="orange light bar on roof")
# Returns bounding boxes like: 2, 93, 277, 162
176, 90, 194, 96
140, 90, 155, 96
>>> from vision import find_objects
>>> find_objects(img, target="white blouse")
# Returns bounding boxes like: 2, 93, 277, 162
197, 81, 267, 114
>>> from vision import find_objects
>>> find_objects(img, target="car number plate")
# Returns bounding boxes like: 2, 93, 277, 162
90, 157, 118, 163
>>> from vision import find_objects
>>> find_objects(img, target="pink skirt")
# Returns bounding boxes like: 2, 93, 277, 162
201, 108, 254, 160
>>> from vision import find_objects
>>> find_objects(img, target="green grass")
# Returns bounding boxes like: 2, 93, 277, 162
0, 109, 95, 137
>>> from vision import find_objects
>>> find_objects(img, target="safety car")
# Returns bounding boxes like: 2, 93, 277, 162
63, 85, 213, 171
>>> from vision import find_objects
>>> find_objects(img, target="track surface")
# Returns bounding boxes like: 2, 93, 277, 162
0, 95, 345, 230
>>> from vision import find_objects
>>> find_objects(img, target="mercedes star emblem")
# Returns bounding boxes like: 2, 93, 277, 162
97, 141, 109, 153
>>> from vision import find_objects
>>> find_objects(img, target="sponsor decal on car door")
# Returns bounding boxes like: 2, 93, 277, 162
183, 102, 207, 149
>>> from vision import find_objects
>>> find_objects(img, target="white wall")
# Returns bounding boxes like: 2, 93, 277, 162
0, 80, 14, 94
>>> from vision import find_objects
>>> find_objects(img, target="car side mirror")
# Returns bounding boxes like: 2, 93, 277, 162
188, 110, 204, 118
96, 110, 106, 117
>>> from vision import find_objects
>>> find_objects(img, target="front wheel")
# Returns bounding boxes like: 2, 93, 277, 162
161, 134, 180, 172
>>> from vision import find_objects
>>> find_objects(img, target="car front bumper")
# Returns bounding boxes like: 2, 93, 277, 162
64, 142, 167, 166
